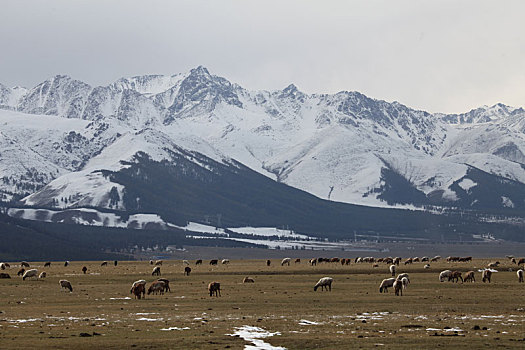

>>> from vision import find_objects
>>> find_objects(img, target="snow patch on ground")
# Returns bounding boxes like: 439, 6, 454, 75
229, 325, 285, 350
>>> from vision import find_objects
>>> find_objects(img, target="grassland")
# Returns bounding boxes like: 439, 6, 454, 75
1, 258, 525, 349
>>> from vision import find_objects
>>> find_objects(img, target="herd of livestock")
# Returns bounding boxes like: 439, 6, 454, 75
1, 255, 524, 299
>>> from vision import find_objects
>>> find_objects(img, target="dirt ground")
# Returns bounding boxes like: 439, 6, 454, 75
1, 257, 525, 349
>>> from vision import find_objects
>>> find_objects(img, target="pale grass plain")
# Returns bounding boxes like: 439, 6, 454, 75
1, 258, 525, 349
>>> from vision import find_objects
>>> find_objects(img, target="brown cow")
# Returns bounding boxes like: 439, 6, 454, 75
208, 281, 221, 297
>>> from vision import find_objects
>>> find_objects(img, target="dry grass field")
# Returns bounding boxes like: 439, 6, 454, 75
1, 258, 525, 349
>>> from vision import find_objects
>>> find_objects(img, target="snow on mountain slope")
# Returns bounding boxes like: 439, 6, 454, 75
2, 66, 525, 212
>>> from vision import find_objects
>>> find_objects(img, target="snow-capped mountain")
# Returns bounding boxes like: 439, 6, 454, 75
2, 66, 525, 216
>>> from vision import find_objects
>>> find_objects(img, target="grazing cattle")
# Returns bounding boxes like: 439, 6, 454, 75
82, 266, 87, 274
64, 261, 70, 267
314, 277, 333, 291
464, 271, 475, 283
44, 262, 51, 268
295, 258, 301, 264
421, 257, 429, 262
101, 261, 108, 267
430, 256, 441, 262
130, 280, 147, 298
487, 261, 500, 268
157, 278, 171, 292
266, 259, 271, 267
518, 269, 524, 283
147, 281, 166, 295
152, 266, 161, 276
155, 260, 163, 266
17, 268, 25, 276
243, 277, 255, 283
209, 259, 218, 266
330, 257, 340, 263
309, 258, 317, 266
22, 269, 38, 281
208, 281, 221, 297
20, 261, 30, 268
59, 280, 73, 292
482, 269, 493, 283
196, 259, 203, 265
184, 266, 191, 276
0, 273, 10, 279
39, 272, 46, 279
393, 257, 401, 266
412, 257, 420, 262
379, 278, 396, 293
131, 283, 146, 299
404, 258, 413, 265
517, 258, 525, 266
281, 258, 291, 266
222, 259, 230, 265
449, 271, 463, 283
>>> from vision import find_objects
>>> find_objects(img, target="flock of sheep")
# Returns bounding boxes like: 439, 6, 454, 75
1, 255, 525, 299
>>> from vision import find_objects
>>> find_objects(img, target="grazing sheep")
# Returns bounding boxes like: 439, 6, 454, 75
183, 260, 190, 265
389, 264, 396, 277
157, 278, 171, 292
209, 259, 218, 266
404, 258, 413, 265
38, 272, 46, 279
243, 277, 255, 283
155, 260, 163, 266
59, 280, 73, 292
222, 259, 230, 265
101, 261, 108, 266
0, 263, 5, 270
393, 257, 401, 266
518, 269, 524, 283
131, 283, 146, 299
431, 256, 441, 262
401, 277, 409, 290
64, 261, 70, 267
487, 261, 500, 268
0, 273, 11, 279
130, 280, 147, 297
266, 259, 271, 266
449, 271, 463, 283
44, 262, 51, 268
281, 258, 291, 266
393, 279, 403, 296
482, 269, 493, 283
184, 266, 191, 276
208, 281, 221, 297
464, 271, 476, 283
309, 258, 317, 266
424, 264, 431, 269
149, 260, 154, 265
196, 259, 203, 265
379, 278, 396, 293
147, 281, 166, 295
22, 269, 38, 281
20, 261, 30, 268
421, 257, 429, 262
439, 270, 452, 282
413, 257, 420, 262
295, 258, 301, 264
17, 268, 25, 276
314, 277, 333, 291
396, 273, 410, 283
152, 266, 161, 276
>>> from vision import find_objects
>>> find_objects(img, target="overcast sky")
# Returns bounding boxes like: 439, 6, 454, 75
1, 0, 524, 113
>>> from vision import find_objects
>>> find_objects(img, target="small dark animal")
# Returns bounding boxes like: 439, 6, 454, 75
208, 281, 221, 297
195, 259, 202, 265
17, 268, 25, 276
266, 259, 271, 266
101, 261, 108, 267
44, 262, 51, 268
82, 266, 88, 274
209, 259, 218, 266
184, 266, 191, 276
64, 261, 70, 267
114, 260, 118, 266
0, 273, 10, 279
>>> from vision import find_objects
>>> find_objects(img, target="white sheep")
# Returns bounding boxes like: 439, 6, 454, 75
281, 258, 291, 266
130, 279, 147, 293
314, 277, 333, 291
396, 273, 410, 283
401, 276, 409, 290
393, 279, 403, 296
439, 270, 452, 282
389, 264, 396, 276
424, 264, 430, 269
518, 269, 524, 283
379, 278, 396, 293
59, 279, 73, 292
22, 269, 38, 281
221, 259, 230, 265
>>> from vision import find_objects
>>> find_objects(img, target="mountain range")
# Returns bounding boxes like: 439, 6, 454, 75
1, 66, 525, 238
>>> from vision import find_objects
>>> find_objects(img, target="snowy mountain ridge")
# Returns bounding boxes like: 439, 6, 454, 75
1, 66, 525, 214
